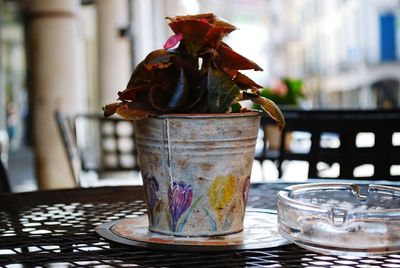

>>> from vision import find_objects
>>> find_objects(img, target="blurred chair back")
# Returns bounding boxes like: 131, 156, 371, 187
55, 112, 140, 187
257, 109, 400, 181
55, 112, 81, 187
0, 159, 11, 193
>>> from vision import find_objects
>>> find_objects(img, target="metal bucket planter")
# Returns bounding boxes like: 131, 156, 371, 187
134, 112, 261, 237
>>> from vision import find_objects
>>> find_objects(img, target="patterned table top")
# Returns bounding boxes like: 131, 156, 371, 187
0, 183, 400, 267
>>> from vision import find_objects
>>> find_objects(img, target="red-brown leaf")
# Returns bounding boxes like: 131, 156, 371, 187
116, 103, 155, 120
166, 13, 236, 32
149, 67, 189, 112
118, 84, 152, 101
223, 67, 238, 79
205, 26, 232, 46
253, 96, 285, 130
217, 43, 263, 71
208, 16, 236, 31
205, 17, 236, 44
142, 49, 173, 70
233, 72, 262, 89
126, 62, 154, 90
103, 102, 124, 117
168, 19, 212, 41
166, 13, 215, 23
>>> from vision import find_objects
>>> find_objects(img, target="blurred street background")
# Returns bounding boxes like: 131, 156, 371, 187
1, 0, 399, 191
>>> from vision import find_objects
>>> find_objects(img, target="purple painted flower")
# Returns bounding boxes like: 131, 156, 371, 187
168, 181, 193, 232
143, 176, 160, 226
147, 176, 159, 209
143, 176, 159, 211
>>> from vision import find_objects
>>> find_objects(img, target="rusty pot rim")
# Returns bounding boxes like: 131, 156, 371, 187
150, 111, 261, 119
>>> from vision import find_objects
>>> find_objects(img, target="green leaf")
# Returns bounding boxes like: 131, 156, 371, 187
230, 103, 242, 112
207, 68, 240, 113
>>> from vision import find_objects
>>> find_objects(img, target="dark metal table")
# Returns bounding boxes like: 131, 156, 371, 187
1, 183, 400, 267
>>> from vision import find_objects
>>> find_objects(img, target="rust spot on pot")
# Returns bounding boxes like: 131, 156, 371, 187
203, 141, 216, 147
176, 157, 190, 168
152, 153, 161, 162
140, 125, 151, 136
170, 121, 182, 129
197, 176, 206, 183
156, 200, 165, 212
200, 163, 214, 171
233, 129, 243, 136
227, 198, 240, 216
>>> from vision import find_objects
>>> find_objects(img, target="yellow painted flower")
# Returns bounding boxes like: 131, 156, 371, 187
208, 175, 237, 221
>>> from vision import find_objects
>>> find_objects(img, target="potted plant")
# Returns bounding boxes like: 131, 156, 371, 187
104, 13, 284, 237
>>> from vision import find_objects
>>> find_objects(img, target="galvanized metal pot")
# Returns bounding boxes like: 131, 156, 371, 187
134, 112, 261, 237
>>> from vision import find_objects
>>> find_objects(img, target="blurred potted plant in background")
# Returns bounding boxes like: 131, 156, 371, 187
256, 78, 304, 151
259, 78, 304, 107
104, 13, 284, 237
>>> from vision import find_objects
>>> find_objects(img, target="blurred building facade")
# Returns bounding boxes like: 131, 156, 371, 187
0, 1, 25, 165
0, 0, 133, 189
0, 0, 399, 190
0, 0, 186, 190
267, 0, 400, 108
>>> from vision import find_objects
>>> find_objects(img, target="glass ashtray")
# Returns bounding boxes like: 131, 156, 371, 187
277, 183, 400, 256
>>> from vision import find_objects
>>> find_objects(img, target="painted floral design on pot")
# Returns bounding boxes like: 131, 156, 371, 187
168, 181, 193, 232
133, 112, 261, 236
208, 175, 241, 230
143, 176, 160, 226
